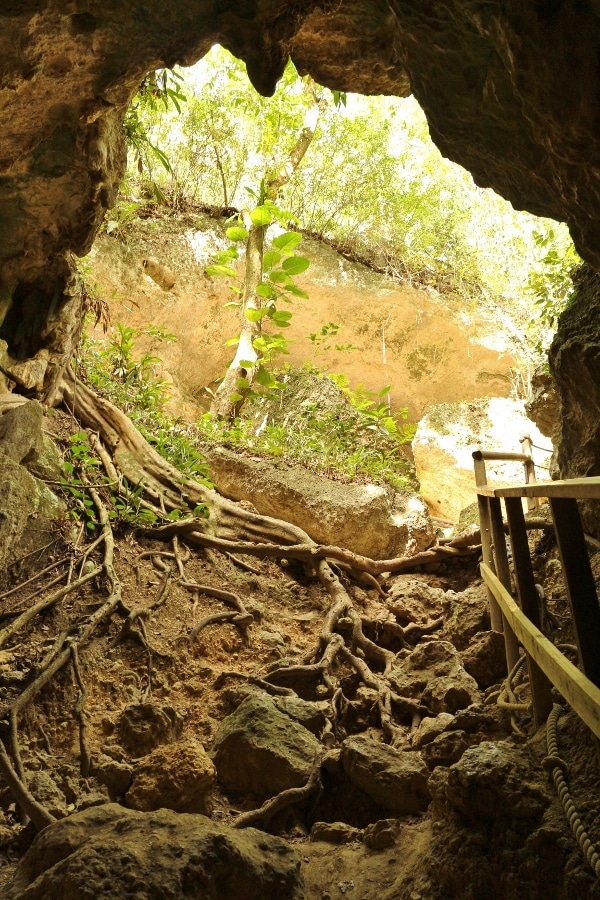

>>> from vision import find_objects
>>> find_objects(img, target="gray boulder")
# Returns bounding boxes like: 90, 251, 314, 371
341, 734, 430, 814
212, 692, 321, 799
389, 641, 481, 715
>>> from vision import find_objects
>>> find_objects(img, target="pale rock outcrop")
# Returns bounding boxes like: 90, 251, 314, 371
412, 398, 552, 520
204, 445, 433, 559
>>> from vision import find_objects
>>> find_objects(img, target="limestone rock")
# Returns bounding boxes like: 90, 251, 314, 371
117, 702, 183, 757
389, 641, 481, 715
441, 584, 489, 650
386, 577, 445, 625
126, 737, 216, 814
274, 696, 330, 737
310, 821, 363, 844
204, 445, 433, 559
212, 693, 321, 799
8, 803, 304, 899
0, 449, 65, 574
429, 741, 551, 823
420, 730, 471, 770
412, 398, 551, 520
411, 713, 455, 750
28, 770, 67, 819
341, 735, 431, 814
0, 399, 64, 481
92, 754, 134, 798
363, 818, 402, 850
460, 630, 507, 689
525, 367, 558, 440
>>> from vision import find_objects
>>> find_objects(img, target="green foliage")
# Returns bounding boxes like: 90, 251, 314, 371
79, 322, 212, 490
198, 367, 416, 490
525, 226, 579, 353
61, 432, 101, 530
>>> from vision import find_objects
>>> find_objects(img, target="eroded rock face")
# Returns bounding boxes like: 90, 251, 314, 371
388, 640, 481, 715
126, 737, 216, 814
3, 3, 600, 405
8, 803, 304, 900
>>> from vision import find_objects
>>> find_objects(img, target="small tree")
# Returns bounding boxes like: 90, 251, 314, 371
207, 73, 328, 421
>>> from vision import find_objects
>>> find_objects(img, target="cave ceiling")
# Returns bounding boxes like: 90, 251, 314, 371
1, 1, 600, 374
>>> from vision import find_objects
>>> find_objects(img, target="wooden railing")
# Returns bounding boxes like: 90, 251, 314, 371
474, 464, 600, 740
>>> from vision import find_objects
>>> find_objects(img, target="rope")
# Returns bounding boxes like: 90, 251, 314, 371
496, 655, 530, 735
544, 704, 600, 880
528, 441, 553, 454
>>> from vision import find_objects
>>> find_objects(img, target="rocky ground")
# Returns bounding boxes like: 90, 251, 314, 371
0, 406, 599, 898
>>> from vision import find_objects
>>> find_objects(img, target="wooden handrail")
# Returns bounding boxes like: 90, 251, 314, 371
481, 564, 600, 740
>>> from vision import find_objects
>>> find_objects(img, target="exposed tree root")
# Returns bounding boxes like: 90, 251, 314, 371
233, 749, 324, 830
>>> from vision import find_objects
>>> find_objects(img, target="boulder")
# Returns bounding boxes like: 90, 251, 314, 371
388, 641, 481, 715
460, 630, 507, 689
211, 693, 321, 799
310, 821, 363, 844
340, 735, 430, 814
117, 702, 183, 757
204, 445, 433, 559
92, 754, 134, 799
412, 398, 551, 520
429, 741, 552, 823
126, 737, 216, 813
441, 584, 490, 650
8, 804, 304, 900
363, 818, 402, 850
385, 577, 445, 625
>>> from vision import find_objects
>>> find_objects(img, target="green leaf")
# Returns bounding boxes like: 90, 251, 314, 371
238, 360, 255, 368
226, 226, 248, 242
271, 310, 293, 327
263, 250, 282, 270
206, 264, 237, 278
245, 307, 268, 322
282, 256, 310, 275
269, 269, 291, 284
236, 377, 250, 389
255, 366, 277, 387
223, 336, 240, 346
250, 205, 273, 226
229, 392, 244, 402
272, 231, 302, 253
256, 282, 278, 300
285, 284, 309, 299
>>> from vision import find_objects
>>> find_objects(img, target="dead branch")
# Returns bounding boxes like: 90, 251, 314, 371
0, 736, 55, 831
0, 555, 72, 602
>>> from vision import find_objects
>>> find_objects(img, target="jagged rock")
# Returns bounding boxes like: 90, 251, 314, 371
211, 693, 321, 799
388, 641, 481, 715
441, 584, 490, 650
420, 730, 471, 770
0, 399, 64, 481
204, 445, 433, 559
117, 702, 183, 757
0, 449, 65, 575
429, 741, 551, 824
8, 803, 304, 900
550, 264, 600, 532
310, 821, 363, 844
28, 770, 68, 819
126, 737, 216, 813
92, 754, 134, 798
412, 398, 551, 520
385, 577, 445, 625
340, 735, 431, 814
525, 367, 558, 441
274, 696, 330, 737
460, 630, 507, 689
363, 818, 402, 850
411, 713, 455, 750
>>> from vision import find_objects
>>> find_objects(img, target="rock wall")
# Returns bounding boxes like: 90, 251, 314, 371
3, 2, 600, 404
87, 215, 518, 421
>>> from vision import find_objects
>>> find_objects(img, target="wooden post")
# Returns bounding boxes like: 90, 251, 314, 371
520, 435, 537, 511
488, 496, 520, 671
474, 452, 503, 633
504, 497, 553, 725
549, 497, 600, 688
